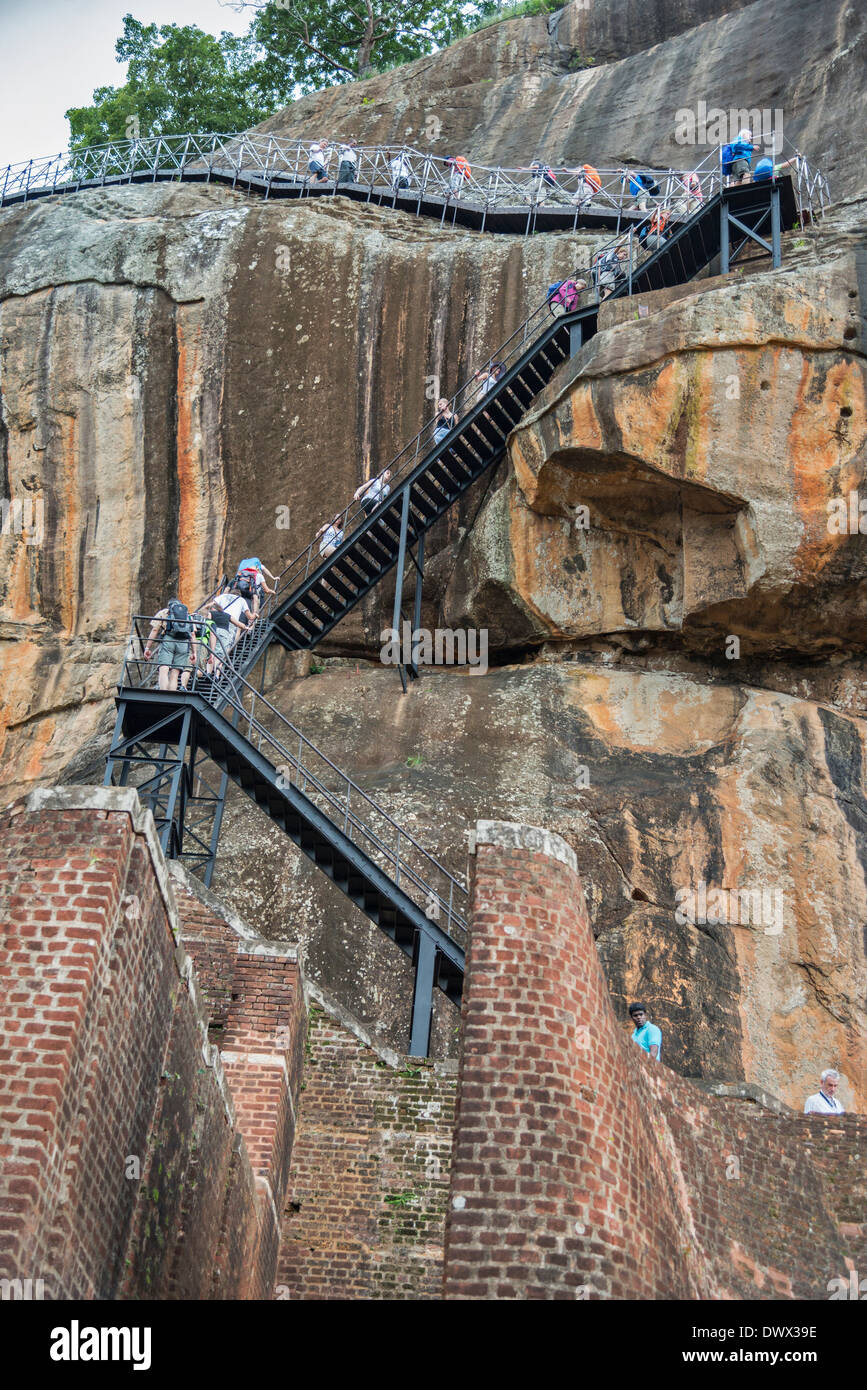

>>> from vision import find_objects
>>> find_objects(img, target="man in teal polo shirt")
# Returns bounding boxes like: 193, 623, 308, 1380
628, 1003, 662, 1060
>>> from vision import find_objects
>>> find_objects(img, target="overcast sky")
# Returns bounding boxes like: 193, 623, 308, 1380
0, 0, 252, 170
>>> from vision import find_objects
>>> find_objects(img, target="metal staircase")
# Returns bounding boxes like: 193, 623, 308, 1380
106, 172, 803, 1053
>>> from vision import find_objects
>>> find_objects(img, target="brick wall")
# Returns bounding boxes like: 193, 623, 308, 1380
276, 996, 457, 1299
0, 788, 304, 1300
443, 820, 862, 1300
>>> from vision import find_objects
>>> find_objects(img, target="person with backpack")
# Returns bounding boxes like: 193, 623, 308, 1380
570, 162, 601, 210
444, 156, 471, 197
752, 155, 796, 183
526, 160, 568, 205
724, 129, 754, 185
142, 599, 198, 692
235, 556, 277, 617
433, 398, 459, 444
200, 586, 255, 676
594, 242, 630, 299
621, 167, 660, 211
639, 206, 672, 251
546, 276, 588, 315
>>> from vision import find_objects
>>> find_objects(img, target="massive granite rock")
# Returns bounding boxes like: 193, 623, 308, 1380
444, 245, 867, 659
257, 0, 866, 198
0, 3, 864, 1096
0, 182, 598, 798
211, 657, 866, 1112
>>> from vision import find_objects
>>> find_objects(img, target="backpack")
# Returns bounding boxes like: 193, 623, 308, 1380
721, 143, 734, 175
549, 278, 580, 312
232, 575, 256, 603
582, 164, 601, 191
639, 173, 660, 194
165, 598, 191, 638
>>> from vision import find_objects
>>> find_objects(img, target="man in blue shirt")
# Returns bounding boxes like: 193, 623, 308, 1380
628, 1003, 662, 1060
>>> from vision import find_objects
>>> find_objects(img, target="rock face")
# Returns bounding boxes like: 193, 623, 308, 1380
0, 4, 865, 1099
258, 0, 867, 198
211, 657, 866, 1112
0, 182, 598, 798
445, 249, 867, 657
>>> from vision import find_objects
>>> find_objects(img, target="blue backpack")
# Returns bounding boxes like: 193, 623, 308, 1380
721, 143, 734, 175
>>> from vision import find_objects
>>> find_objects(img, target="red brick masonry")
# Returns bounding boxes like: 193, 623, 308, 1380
443, 820, 865, 1300
0, 787, 303, 1299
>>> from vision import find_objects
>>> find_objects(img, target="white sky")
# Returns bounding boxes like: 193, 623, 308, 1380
0, 0, 253, 170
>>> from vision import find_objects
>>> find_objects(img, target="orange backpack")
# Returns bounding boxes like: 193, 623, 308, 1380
582, 163, 601, 191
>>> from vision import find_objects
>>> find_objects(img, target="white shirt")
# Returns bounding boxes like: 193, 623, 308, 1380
212, 592, 250, 625
804, 1091, 845, 1114
390, 155, 410, 181
309, 142, 330, 164
319, 525, 343, 551
338, 146, 357, 167
361, 475, 390, 504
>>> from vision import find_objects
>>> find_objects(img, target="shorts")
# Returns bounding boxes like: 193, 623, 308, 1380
598, 270, 616, 290
308, 160, 326, 178
157, 635, 191, 670
731, 158, 750, 178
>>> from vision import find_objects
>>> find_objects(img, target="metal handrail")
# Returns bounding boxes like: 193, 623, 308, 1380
0, 132, 830, 233
0, 130, 728, 215
119, 611, 469, 941
112, 139, 819, 648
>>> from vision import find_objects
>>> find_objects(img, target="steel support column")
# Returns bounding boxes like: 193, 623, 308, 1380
157, 706, 192, 858
409, 930, 437, 1057
720, 199, 730, 274
103, 703, 127, 786
407, 531, 425, 682
391, 486, 411, 694
770, 184, 782, 268
569, 320, 585, 357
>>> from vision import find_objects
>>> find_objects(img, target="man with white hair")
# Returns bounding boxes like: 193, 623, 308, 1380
804, 1068, 846, 1114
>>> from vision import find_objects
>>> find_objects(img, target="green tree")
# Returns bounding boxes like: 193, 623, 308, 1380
65, 14, 295, 151
232, 0, 497, 91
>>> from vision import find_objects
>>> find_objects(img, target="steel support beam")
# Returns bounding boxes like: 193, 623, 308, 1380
407, 531, 425, 682
720, 199, 730, 274
770, 184, 782, 268
391, 486, 411, 694
409, 931, 438, 1057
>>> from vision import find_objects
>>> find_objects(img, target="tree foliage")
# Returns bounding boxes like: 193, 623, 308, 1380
65, 3, 518, 152
65, 14, 295, 150
233, 0, 499, 91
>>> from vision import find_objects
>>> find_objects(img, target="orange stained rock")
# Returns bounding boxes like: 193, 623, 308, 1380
176, 306, 226, 604
790, 357, 867, 582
